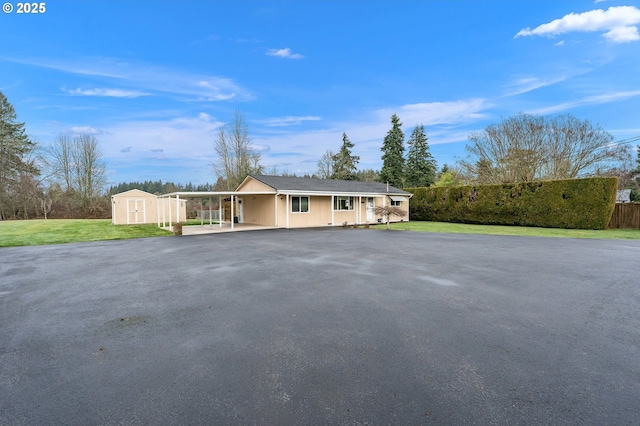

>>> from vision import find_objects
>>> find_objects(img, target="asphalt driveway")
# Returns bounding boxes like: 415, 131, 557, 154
1, 228, 639, 425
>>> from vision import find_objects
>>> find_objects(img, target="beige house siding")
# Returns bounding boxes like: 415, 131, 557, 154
237, 194, 276, 226
273, 194, 409, 228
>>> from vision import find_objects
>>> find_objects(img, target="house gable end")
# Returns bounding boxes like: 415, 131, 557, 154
236, 176, 277, 193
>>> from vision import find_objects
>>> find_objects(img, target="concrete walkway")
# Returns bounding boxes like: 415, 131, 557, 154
1, 229, 639, 424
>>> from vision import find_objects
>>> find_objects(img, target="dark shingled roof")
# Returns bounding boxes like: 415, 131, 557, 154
247, 175, 411, 195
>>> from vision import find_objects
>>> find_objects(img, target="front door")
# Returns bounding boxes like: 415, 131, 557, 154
237, 198, 244, 223
366, 197, 375, 221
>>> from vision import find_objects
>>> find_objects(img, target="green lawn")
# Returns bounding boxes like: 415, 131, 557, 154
1, 219, 639, 248
386, 221, 640, 240
0, 219, 171, 248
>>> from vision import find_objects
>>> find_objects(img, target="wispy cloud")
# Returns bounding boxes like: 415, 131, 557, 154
255, 116, 321, 126
504, 75, 568, 96
8, 56, 251, 102
527, 90, 640, 114
67, 126, 103, 135
375, 99, 490, 126
66, 87, 149, 98
99, 112, 224, 162
266, 48, 304, 59
516, 6, 640, 43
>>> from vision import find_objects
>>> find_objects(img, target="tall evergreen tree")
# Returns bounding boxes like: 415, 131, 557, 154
380, 114, 405, 187
0, 91, 38, 219
331, 133, 359, 180
404, 124, 437, 187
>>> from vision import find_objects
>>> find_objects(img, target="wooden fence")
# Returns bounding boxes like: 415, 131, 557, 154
608, 203, 640, 229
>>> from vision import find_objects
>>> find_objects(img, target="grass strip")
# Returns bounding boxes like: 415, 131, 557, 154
387, 221, 640, 239
0, 219, 171, 248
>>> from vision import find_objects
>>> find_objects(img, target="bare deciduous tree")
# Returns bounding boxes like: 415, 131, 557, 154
48, 133, 107, 216
214, 110, 263, 190
316, 149, 335, 179
49, 133, 74, 192
459, 113, 629, 184
374, 205, 407, 230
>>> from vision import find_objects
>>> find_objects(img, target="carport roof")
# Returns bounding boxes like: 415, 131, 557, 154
246, 174, 412, 195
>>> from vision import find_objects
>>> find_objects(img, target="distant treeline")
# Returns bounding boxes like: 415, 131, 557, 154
107, 180, 216, 196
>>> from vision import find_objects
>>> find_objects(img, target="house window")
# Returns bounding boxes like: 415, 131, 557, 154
390, 196, 403, 207
291, 196, 309, 213
334, 196, 354, 211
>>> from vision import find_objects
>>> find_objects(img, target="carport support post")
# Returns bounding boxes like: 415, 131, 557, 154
274, 194, 278, 227
176, 195, 180, 224
331, 195, 335, 226
231, 194, 234, 230
209, 196, 212, 226
161, 197, 166, 228
218, 196, 222, 228
286, 194, 290, 229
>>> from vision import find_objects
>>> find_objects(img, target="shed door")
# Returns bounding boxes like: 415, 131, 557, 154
127, 199, 146, 224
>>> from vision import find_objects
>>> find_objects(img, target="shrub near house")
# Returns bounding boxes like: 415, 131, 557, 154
407, 177, 617, 230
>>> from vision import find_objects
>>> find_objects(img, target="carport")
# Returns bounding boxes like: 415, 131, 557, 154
157, 191, 276, 233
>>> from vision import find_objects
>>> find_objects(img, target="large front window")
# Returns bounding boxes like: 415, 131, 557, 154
291, 196, 309, 213
333, 196, 354, 211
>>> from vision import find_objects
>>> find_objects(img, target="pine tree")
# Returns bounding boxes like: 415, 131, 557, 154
380, 114, 405, 187
404, 125, 437, 187
0, 91, 38, 219
331, 133, 359, 180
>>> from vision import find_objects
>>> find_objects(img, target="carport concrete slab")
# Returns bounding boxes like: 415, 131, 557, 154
180, 223, 276, 235
1, 228, 640, 424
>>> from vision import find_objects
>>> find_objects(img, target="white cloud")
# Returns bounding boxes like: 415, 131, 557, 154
66, 87, 149, 98
68, 126, 102, 134
249, 99, 491, 175
603, 25, 640, 42
255, 116, 322, 126
504, 75, 568, 96
98, 113, 224, 161
516, 6, 640, 43
266, 48, 304, 59
375, 99, 490, 127
10, 57, 251, 102
527, 90, 640, 114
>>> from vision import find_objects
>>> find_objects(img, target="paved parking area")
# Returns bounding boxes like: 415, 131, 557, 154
1, 228, 640, 425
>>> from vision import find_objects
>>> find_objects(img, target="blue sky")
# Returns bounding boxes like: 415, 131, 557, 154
2, 0, 640, 186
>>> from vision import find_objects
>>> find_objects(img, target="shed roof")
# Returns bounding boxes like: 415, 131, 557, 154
111, 189, 157, 198
246, 175, 412, 195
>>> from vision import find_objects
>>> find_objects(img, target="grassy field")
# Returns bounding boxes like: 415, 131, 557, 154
1, 219, 639, 248
387, 221, 640, 239
0, 219, 171, 248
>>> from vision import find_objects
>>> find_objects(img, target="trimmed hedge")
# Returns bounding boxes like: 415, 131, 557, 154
407, 177, 617, 230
